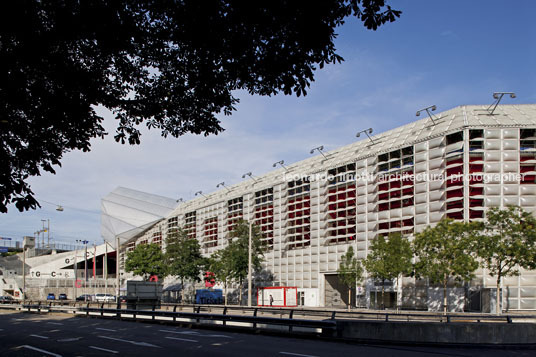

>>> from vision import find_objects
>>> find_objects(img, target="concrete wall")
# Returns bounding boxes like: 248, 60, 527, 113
336, 320, 536, 345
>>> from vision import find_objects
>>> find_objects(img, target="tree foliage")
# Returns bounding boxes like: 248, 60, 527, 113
1, 0, 401, 212
364, 233, 413, 283
125, 243, 166, 280
207, 219, 264, 304
164, 228, 206, 299
413, 219, 479, 313
226, 220, 265, 286
364, 233, 413, 308
474, 206, 536, 313
337, 246, 364, 310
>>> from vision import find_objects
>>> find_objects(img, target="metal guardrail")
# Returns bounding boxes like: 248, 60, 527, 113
2, 301, 536, 327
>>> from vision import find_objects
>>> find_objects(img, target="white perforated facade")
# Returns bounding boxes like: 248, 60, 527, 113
124, 104, 536, 311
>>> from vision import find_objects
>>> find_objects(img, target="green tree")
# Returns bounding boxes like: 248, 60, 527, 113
226, 220, 265, 305
474, 206, 536, 314
1, 1, 401, 212
364, 233, 413, 309
413, 219, 479, 313
164, 229, 206, 303
125, 243, 166, 281
208, 248, 234, 305
337, 246, 364, 311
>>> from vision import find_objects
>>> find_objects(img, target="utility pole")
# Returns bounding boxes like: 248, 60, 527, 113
116, 236, 120, 299
47, 219, 50, 247
104, 241, 108, 293
247, 221, 253, 307
73, 247, 78, 299
41, 220, 46, 247
22, 246, 26, 303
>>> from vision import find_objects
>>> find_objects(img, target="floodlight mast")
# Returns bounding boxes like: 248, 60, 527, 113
310, 146, 327, 159
416, 105, 439, 124
216, 182, 231, 192
487, 92, 516, 115
195, 191, 207, 198
273, 160, 289, 172
356, 128, 375, 144
242, 172, 258, 183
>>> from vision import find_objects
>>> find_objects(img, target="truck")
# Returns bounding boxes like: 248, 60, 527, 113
126, 281, 163, 309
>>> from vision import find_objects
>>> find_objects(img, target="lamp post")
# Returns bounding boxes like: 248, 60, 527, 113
76, 239, 89, 296
247, 221, 253, 307
116, 235, 120, 301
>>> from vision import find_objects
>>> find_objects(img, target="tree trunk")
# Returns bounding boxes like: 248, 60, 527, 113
239, 280, 243, 306
381, 279, 385, 310
443, 278, 448, 315
181, 277, 185, 304
348, 288, 351, 311
496, 274, 502, 315
224, 280, 227, 306
396, 276, 400, 312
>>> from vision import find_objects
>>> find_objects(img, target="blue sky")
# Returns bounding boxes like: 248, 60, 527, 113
1, 0, 535, 245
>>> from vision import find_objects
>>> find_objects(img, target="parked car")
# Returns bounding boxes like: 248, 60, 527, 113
95, 293, 115, 302
46, 293, 55, 300
58, 293, 68, 300
76, 294, 93, 302
0, 296, 15, 303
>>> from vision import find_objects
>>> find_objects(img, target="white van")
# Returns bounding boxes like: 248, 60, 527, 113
95, 293, 115, 302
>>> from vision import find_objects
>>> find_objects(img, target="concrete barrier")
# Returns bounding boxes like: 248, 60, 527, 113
335, 320, 536, 345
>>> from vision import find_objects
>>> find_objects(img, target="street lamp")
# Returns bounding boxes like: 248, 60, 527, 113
247, 221, 253, 307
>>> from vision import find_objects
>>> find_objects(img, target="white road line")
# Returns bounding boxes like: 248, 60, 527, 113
96, 327, 117, 332
165, 336, 199, 343
30, 334, 49, 339
58, 337, 82, 342
206, 334, 233, 338
89, 346, 119, 354
19, 345, 62, 357
159, 329, 199, 335
47, 322, 63, 325
159, 329, 232, 339
279, 353, 319, 357
98, 335, 160, 348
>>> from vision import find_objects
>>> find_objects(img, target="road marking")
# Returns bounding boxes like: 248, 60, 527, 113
159, 329, 233, 339
96, 327, 117, 332
18, 345, 62, 357
58, 337, 82, 342
98, 335, 160, 348
206, 334, 233, 338
47, 322, 63, 325
160, 329, 199, 335
89, 346, 119, 354
30, 334, 49, 339
165, 336, 199, 343
280, 353, 319, 357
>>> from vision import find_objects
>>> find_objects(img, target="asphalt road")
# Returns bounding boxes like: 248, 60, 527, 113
0, 311, 533, 356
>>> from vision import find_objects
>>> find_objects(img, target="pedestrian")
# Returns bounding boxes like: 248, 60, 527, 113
269, 294, 273, 307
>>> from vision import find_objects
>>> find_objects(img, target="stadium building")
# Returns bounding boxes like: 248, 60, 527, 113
120, 102, 536, 311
